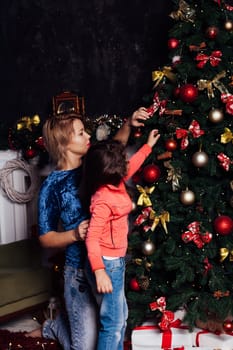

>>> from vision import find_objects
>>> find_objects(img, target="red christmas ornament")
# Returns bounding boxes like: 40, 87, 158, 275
165, 139, 178, 152
168, 37, 180, 50
173, 86, 180, 98
214, 215, 233, 235
25, 147, 37, 159
223, 320, 233, 333
35, 136, 45, 149
129, 277, 140, 291
206, 26, 219, 39
179, 84, 198, 103
134, 127, 142, 138
142, 164, 161, 183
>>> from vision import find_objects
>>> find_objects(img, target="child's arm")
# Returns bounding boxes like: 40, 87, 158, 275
125, 129, 160, 180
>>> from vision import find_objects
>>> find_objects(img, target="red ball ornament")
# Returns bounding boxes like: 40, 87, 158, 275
35, 136, 45, 149
129, 277, 140, 291
206, 26, 219, 39
214, 215, 233, 235
223, 320, 233, 333
179, 84, 198, 103
134, 127, 142, 138
25, 147, 37, 159
168, 37, 180, 50
165, 139, 178, 152
142, 164, 161, 183
173, 86, 180, 98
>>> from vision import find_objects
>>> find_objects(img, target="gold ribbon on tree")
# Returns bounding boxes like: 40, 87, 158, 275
17, 115, 40, 131
164, 160, 181, 191
152, 66, 176, 87
197, 71, 228, 98
169, 0, 196, 22
149, 209, 170, 233
136, 185, 155, 206
220, 247, 233, 262
221, 128, 233, 144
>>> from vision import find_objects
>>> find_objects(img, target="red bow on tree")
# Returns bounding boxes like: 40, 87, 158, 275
221, 93, 233, 115
176, 120, 205, 150
203, 257, 213, 275
147, 92, 167, 116
182, 221, 212, 248
150, 296, 167, 312
217, 152, 233, 171
195, 50, 222, 68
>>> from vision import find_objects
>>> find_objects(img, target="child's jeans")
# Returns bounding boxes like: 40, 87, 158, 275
86, 257, 128, 350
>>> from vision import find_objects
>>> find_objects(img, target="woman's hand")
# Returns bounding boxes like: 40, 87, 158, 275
147, 129, 161, 148
129, 107, 151, 127
75, 219, 89, 241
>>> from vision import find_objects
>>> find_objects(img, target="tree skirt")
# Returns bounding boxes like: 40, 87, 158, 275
0, 329, 62, 350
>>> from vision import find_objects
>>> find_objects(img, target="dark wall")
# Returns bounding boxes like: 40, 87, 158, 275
0, 0, 172, 123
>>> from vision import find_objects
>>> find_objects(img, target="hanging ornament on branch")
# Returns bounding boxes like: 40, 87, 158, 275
208, 108, 224, 123
180, 188, 195, 205
214, 215, 233, 235
179, 84, 199, 103
164, 160, 181, 191
192, 150, 209, 167
205, 26, 219, 39
169, 0, 196, 22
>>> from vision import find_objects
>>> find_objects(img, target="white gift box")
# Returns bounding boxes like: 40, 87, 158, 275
193, 327, 233, 350
131, 324, 193, 350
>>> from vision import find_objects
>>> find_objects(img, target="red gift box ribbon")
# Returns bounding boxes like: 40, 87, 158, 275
133, 321, 188, 348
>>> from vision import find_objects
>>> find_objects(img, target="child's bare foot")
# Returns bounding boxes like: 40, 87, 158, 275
25, 327, 42, 338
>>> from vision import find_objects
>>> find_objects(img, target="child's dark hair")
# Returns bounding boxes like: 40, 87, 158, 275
80, 139, 127, 212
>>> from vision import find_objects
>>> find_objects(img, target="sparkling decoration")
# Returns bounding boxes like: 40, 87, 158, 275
165, 138, 178, 151
180, 189, 195, 205
214, 215, 233, 235
224, 19, 233, 31
129, 277, 140, 291
168, 37, 180, 50
192, 151, 209, 167
138, 275, 150, 290
208, 108, 224, 123
142, 164, 161, 183
179, 84, 199, 103
169, 0, 196, 23
142, 240, 156, 255
223, 320, 233, 333
205, 26, 219, 39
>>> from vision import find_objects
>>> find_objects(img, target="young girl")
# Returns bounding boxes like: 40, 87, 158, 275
82, 129, 160, 350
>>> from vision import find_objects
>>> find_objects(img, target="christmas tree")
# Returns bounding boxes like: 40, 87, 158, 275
126, 0, 233, 332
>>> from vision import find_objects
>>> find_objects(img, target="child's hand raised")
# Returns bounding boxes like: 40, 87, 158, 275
147, 129, 160, 148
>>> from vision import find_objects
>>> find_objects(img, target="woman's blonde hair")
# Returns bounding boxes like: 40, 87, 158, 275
43, 113, 83, 168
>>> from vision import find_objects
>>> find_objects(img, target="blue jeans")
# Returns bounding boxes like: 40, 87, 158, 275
43, 266, 98, 350
87, 257, 128, 350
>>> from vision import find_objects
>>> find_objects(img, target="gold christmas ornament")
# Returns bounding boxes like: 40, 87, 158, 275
192, 151, 209, 167
141, 240, 155, 255
180, 189, 195, 205
208, 108, 224, 123
224, 19, 233, 31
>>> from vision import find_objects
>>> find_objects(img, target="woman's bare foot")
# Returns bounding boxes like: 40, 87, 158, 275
25, 327, 42, 338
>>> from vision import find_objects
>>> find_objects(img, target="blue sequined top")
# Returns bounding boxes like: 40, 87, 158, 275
38, 167, 87, 268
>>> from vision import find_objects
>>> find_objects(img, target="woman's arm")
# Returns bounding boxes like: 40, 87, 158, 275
114, 107, 150, 145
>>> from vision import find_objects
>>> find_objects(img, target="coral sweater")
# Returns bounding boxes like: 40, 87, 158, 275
86, 144, 152, 271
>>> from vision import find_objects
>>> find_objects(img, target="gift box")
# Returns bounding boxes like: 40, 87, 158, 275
131, 324, 193, 350
193, 327, 233, 350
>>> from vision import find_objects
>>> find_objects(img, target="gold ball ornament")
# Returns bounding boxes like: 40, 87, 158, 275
142, 240, 155, 255
208, 108, 224, 123
192, 151, 209, 167
180, 189, 195, 205
224, 20, 233, 31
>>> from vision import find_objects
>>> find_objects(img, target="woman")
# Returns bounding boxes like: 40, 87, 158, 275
28, 108, 151, 350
